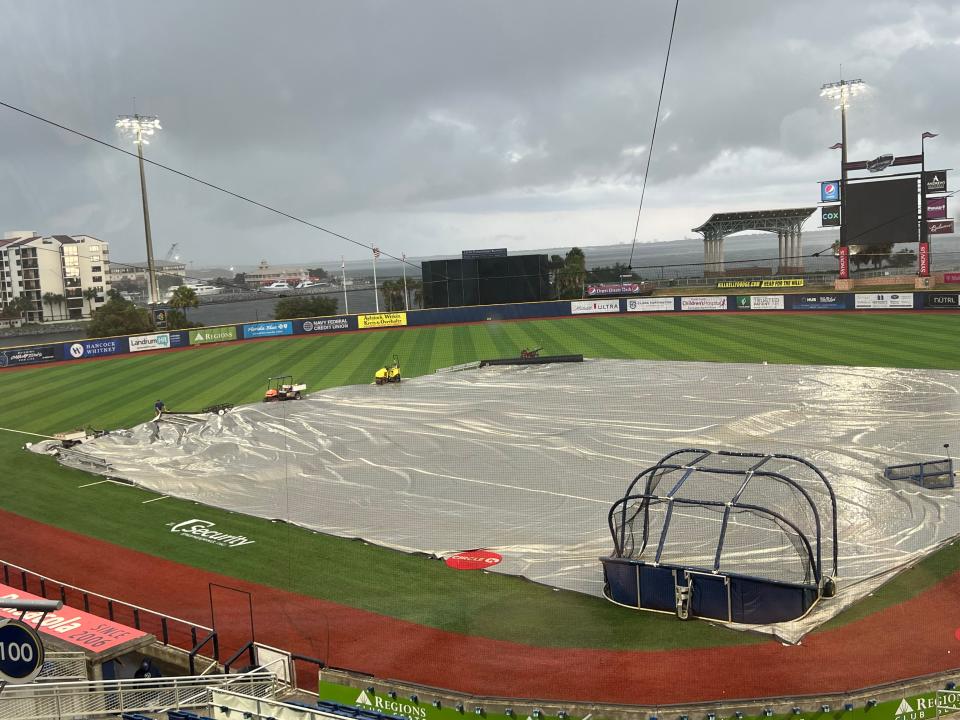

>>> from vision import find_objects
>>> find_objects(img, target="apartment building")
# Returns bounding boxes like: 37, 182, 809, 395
0, 231, 111, 322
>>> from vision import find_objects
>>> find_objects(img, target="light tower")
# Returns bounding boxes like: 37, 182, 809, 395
116, 114, 162, 305
820, 78, 866, 278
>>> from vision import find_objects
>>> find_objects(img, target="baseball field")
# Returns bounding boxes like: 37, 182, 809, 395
1, 311, 959, 702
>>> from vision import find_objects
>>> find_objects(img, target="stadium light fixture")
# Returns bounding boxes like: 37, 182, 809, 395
366, 686, 375, 694
844, 704, 855, 712
475, 707, 484, 715
822, 705, 831, 713
820, 78, 866, 274
764, 711, 774, 717
116, 113, 163, 305
866, 700, 878, 708
792, 708, 803, 715
410, 695, 419, 703
388, 691, 397, 699
456, 703, 464, 713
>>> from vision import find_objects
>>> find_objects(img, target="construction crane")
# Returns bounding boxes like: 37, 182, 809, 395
164, 243, 179, 261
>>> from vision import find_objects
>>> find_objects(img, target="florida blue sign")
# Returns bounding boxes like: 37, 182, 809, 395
242, 321, 293, 339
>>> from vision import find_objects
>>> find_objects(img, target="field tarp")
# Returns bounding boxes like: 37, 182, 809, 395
38, 359, 960, 642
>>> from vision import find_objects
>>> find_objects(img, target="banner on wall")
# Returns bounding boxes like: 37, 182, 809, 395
854, 293, 914, 309
128, 333, 171, 353
189, 326, 237, 345
626, 297, 675, 312
357, 312, 408, 329
838, 245, 850, 280
65, 338, 124, 359
925, 293, 958, 308
586, 283, 641, 296
299, 316, 352, 333
716, 279, 803, 289
680, 296, 727, 311
0, 345, 57, 368
792, 295, 846, 310
571, 299, 620, 314
736, 295, 785, 310
926, 196, 947, 219
918, 242, 929, 277
242, 321, 293, 339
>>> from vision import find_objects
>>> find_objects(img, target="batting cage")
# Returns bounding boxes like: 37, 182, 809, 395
602, 449, 838, 625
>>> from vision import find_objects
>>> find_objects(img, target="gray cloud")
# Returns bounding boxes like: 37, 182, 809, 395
1, 0, 957, 265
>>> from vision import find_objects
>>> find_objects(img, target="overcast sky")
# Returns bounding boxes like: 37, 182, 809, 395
1, 1, 958, 267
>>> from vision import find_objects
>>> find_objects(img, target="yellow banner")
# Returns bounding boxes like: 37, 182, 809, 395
358, 312, 408, 329
716, 279, 805, 289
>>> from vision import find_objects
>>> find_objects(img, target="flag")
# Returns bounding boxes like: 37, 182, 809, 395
372, 247, 381, 259
829, 142, 843, 150
402, 253, 406, 262
922, 132, 938, 140
341, 256, 345, 269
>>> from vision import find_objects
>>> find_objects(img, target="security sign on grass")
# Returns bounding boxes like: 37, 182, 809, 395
445, 549, 503, 570
571, 299, 620, 314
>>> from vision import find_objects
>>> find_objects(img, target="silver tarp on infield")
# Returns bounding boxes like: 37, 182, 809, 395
42, 359, 960, 642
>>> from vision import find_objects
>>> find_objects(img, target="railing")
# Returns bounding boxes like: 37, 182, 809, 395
0, 671, 277, 720
0, 560, 219, 673
37, 652, 87, 682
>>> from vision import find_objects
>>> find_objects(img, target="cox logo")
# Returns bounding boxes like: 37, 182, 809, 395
69, 343, 85, 358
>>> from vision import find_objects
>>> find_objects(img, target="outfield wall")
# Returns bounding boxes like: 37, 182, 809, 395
1, 291, 957, 370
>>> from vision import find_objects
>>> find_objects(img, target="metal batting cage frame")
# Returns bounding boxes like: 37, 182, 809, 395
601, 449, 839, 625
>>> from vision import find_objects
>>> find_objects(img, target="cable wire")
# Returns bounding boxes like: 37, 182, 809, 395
627, 0, 680, 270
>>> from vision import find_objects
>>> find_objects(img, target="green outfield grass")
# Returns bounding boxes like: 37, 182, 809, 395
1, 312, 959, 649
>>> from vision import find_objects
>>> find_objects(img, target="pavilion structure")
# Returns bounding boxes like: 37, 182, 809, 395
692, 208, 816, 276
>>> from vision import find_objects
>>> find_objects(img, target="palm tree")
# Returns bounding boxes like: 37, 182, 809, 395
82, 287, 99, 317
168, 285, 199, 317
9, 294, 34, 320
53, 293, 66, 320
42, 292, 58, 320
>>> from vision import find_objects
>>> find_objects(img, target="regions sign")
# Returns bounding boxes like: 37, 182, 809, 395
0, 584, 147, 653
586, 283, 641, 296
300, 317, 351, 333
189, 326, 237, 345
0, 345, 57, 368
716, 279, 804, 289
820, 180, 840, 202
736, 295, 785, 310
129, 333, 171, 353
242, 321, 293, 339
924, 170, 948, 194
66, 338, 123, 359
571, 299, 620, 314
358, 312, 408, 329
855, 293, 914, 310
925, 293, 959, 308
627, 297, 675, 312
793, 295, 846, 310
680, 296, 727, 311
927, 219, 954, 235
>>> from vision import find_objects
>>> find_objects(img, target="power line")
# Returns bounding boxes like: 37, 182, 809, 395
627, 0, 680, 270
0, 99, 428, 277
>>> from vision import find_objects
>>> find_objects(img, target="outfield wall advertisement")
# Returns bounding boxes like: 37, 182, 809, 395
318, 676, 960, 720
0, 292, 956, 371
681, 296, 727, 311
65, 338, 125, 359
0, 345, 58, 367
854, 293, 915, 310
190, 326, 237, 345
627, 297, 676, 312
242, 321, 293, 339
571, 299, 620, 314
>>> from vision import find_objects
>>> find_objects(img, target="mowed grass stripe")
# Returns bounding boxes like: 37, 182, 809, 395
1, 312, 959, 651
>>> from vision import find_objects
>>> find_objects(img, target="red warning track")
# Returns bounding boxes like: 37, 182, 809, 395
0, 508, 957, 705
